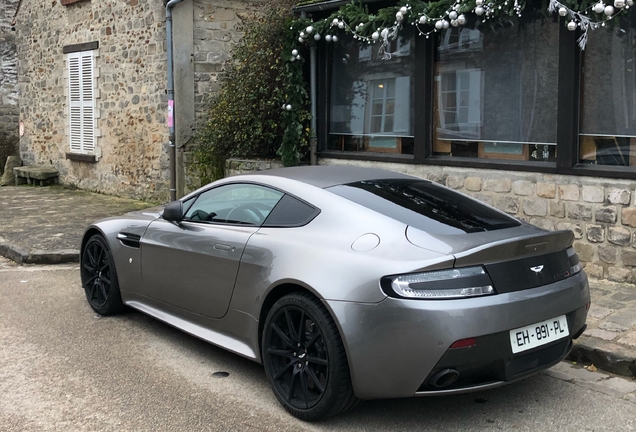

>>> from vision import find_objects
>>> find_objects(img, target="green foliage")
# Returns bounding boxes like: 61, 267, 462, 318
192, 1, 310, 183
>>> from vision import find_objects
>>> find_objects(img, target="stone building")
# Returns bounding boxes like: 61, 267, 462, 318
13, 0, 269, 200
0, 0, 20, 172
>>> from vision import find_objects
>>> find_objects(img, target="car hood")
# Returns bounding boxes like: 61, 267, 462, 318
125, 205, 164, 220
406, 225, 575, 266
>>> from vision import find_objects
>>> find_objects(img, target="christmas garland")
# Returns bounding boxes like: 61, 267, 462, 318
290, 0, 633, 56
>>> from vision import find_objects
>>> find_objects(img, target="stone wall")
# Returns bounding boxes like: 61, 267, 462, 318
320, 158, 636, 283
192, 0, 271, 120
15, 0, 169, 200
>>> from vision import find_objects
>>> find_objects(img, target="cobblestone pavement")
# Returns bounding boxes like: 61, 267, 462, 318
0, 184, 636, 379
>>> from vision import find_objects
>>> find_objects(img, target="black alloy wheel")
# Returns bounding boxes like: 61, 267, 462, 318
80, 234, 124, 315
262, 292, 358, 421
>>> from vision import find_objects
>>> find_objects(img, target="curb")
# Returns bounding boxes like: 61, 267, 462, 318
0, 238, 78, 264
568, 335, 636, 378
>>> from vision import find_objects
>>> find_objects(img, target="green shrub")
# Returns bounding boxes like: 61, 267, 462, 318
191, 0, 310, 184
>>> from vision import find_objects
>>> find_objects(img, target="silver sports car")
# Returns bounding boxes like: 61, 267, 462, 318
81, 166, 589, 421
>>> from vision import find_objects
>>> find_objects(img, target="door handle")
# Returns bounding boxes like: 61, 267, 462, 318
213, 243, 232, 252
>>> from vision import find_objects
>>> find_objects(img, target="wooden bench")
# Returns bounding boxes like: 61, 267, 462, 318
14, 166, 59, 186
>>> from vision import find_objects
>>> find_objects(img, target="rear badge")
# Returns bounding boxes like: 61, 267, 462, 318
530, 265, 544, 273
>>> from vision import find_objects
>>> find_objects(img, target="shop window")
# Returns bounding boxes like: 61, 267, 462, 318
328, 34, 415, 155
433, 24, 559, 162
579, 17, 636, 167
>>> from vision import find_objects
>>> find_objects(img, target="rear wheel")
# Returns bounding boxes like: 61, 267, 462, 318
262, 292, 358, 421
80, 234, 125, 315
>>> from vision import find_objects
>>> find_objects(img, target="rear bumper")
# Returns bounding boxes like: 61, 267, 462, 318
325, 271, 589, 400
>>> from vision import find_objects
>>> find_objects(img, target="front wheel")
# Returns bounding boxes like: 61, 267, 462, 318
80, 234, 125, 315
262, 292, 358, 421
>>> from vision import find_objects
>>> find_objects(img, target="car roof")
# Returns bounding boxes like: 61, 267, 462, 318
237, 165, 416, 188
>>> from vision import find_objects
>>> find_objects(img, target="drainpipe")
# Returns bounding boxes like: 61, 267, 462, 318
166, 0, 185, 202
301, 11, 318, 166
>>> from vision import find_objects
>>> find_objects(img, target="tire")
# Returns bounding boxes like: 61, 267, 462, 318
80, 234, 125, 315
262, 292, 359, 421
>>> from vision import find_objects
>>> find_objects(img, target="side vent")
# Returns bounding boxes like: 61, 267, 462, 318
117, 232, 141, 248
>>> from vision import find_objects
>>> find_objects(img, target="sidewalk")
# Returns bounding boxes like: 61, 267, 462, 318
1, 185, 635, 379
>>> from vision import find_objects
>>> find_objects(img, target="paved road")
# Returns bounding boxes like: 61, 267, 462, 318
2, 262, 636, 431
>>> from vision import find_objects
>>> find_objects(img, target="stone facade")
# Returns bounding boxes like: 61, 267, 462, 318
320, 158, 636, 283
14, 0, 269, 200
0, 0, 20, 173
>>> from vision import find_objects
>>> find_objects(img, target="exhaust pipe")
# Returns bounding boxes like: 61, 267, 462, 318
428, 368, 460, 388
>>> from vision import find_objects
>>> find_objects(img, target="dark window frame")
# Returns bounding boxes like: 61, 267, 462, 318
314, 9, 636, 181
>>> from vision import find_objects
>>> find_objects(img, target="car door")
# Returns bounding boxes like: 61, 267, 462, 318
140, 183, 284, 319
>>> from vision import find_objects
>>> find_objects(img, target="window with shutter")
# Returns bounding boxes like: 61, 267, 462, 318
67, 50, 96, 154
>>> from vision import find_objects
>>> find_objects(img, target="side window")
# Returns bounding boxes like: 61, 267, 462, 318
263, 195, 320, 227
184, 183, 284, 226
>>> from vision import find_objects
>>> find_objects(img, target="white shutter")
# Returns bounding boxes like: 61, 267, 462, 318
393, 76, 410, 134
68, 51, 95, 154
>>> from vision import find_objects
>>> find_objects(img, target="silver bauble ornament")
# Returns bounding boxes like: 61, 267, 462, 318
296, 55, 301, 60
567, 20, 577, 30
442, 19, 450, 28
325, 34, 332, 42
400, 6, 408, 14
593, 2, 605, 13
291, 49, 298, 56
628, 0, 634, 6
338, 21, 345, 29
476, 0, 483, 5
475, 6, 485, 15
306, 26, 313, 34
332, 35, 338, 42
604, 4, 615, 14
290, 56, 296, 62
451, 19, 459, 27
285, 104, 292, 111
396, 11, 404, 21
372, 31, 380, 40
381, 28, 389, 38
457, 14, 466, 25
435, 20, 444, 29
615, 0, 626, 8
419, 15, 428, 24
314, 34, 321, 41
449, 11, 458, 19
298, 37, 304, 43
559, 7, 568, 16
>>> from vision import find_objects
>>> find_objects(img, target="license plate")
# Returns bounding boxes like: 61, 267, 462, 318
509, 315, 569, 354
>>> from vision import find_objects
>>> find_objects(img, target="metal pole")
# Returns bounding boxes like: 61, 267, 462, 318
166, 0, 185, 202
309, 44, 318, 165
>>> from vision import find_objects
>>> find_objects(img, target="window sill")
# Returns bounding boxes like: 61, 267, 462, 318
61, 0, 86, 5
318, 150, 416, 164
66, 153, 97, 163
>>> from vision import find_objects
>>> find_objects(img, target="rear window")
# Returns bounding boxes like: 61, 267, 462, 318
328, 179, 520, 234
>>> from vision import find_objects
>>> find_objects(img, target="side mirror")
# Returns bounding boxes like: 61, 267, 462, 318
163, 201, 184, 223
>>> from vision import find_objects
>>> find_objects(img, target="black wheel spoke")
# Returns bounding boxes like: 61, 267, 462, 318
299, 371, 311, 409
267, 348, 292, 358
273, 360, 295, 381
272, 323, 294, 348
305, 332, 321, 349
286, 371, 298, 402
83, 262, 95, 273
83, 273, 99, 286
307, 356, 328, 366
100, 275, 111, 286
306, 367, 325, 393
98, 282, 109, 301
297, 311, 305, 343
284, 309, 299, 343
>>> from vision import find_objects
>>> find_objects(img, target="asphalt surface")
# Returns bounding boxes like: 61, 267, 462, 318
1, 263, 636, 431
0, 184, 636, 379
